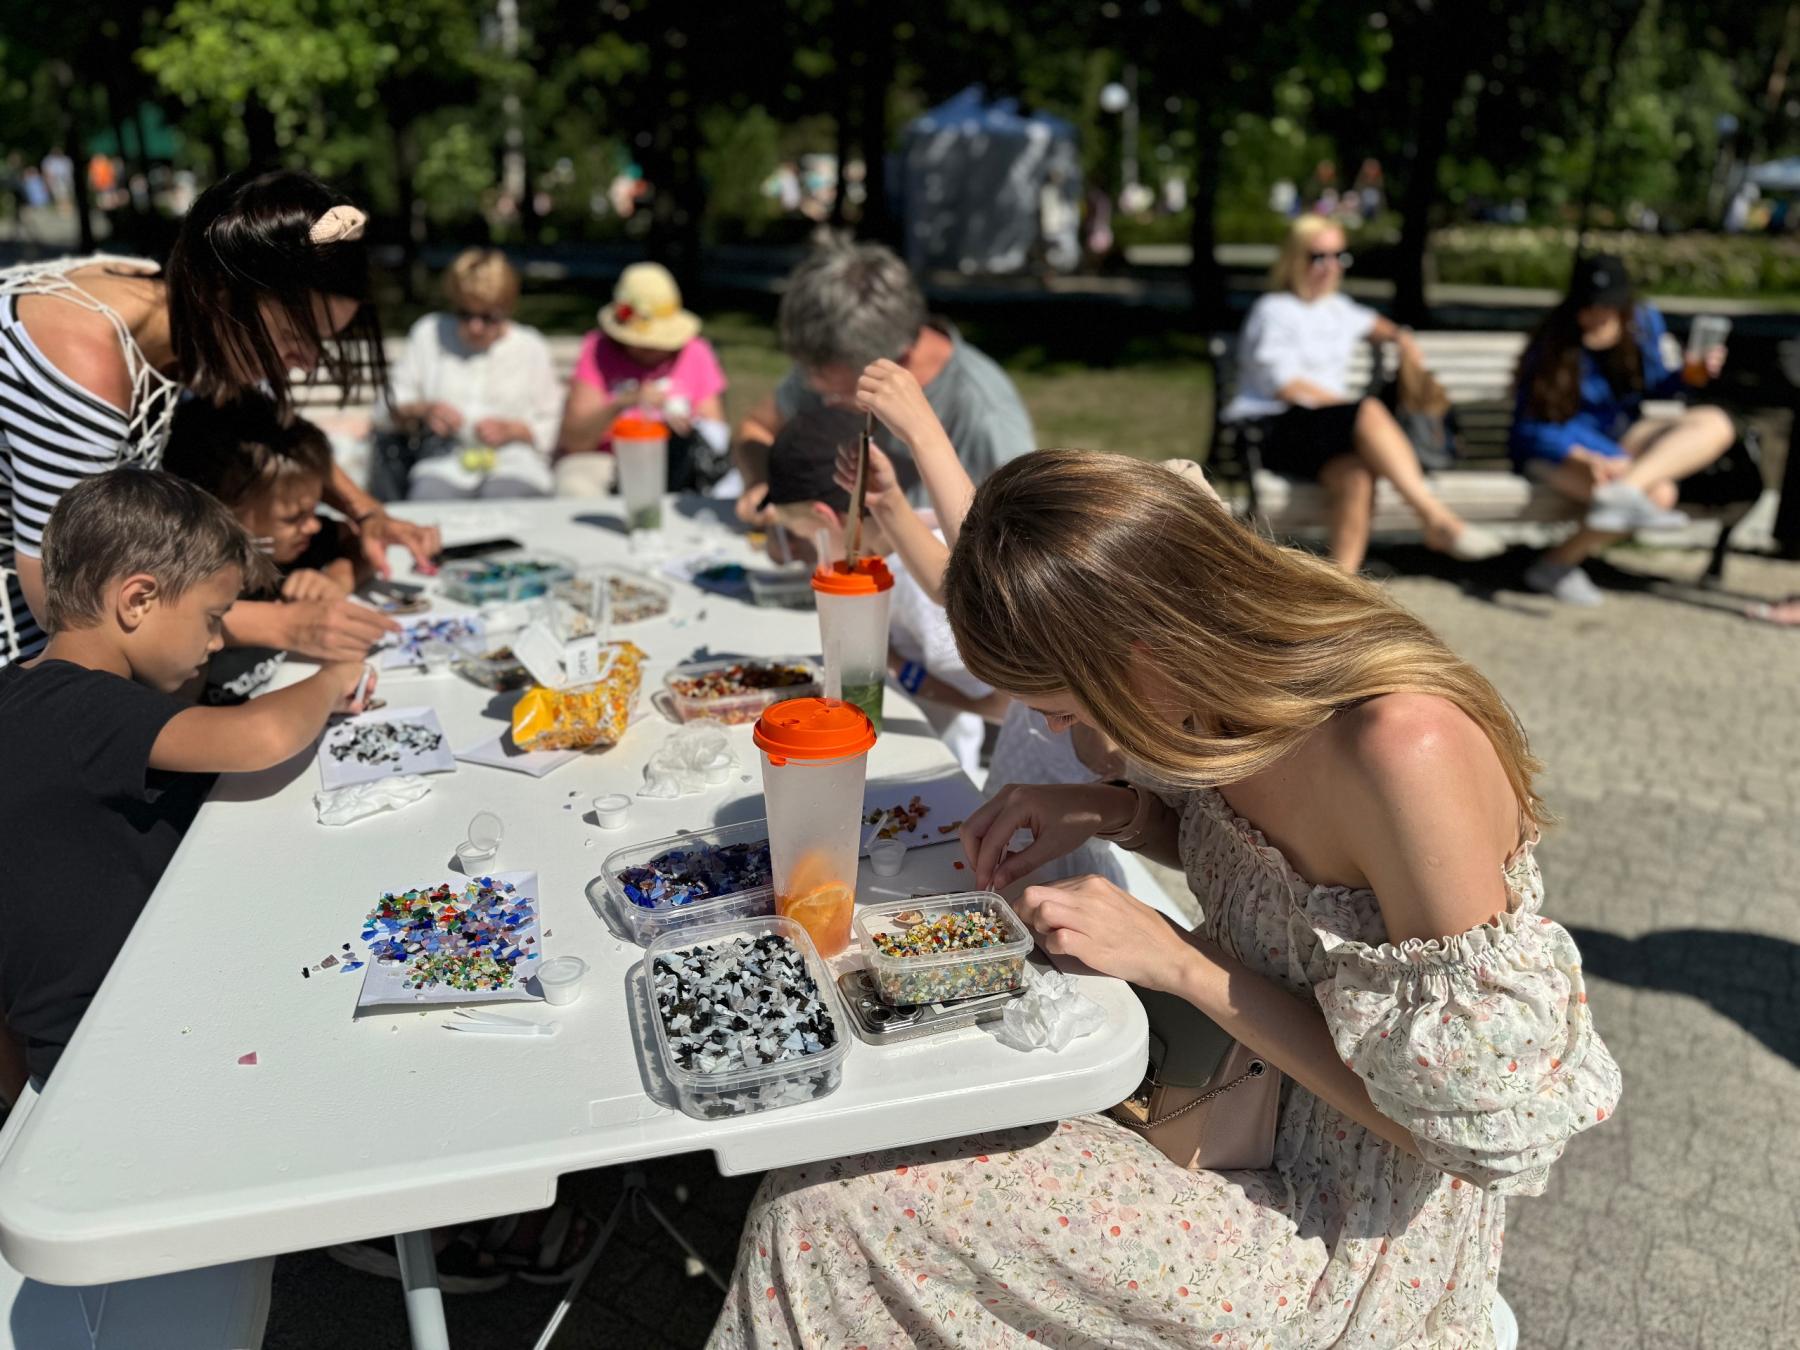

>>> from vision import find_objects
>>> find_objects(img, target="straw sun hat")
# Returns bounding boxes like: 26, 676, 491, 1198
598, 262, 701, 350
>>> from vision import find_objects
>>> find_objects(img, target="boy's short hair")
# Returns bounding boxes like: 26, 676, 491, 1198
40, 469, 274, 632
162, 395, 332, 509
765, 407, 921, 514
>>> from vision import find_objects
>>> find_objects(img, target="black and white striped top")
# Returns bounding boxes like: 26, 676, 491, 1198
0, 269, 173, 666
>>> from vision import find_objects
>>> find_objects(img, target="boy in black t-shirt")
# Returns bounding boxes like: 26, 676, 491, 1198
0, 469, 373, 1096
163, 396, 371, 703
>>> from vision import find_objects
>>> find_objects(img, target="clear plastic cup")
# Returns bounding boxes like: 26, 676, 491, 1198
612, 414, 668, 533
753, 697, 877, 958
537, 956, 588, 1006
1683, 315, 1732, 387
811, 558, 895, 734
456, 811, 503, 872
867, 839, 906, 877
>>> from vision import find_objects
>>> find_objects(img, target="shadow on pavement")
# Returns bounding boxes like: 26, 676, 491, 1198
1566, 925, 1800, 1067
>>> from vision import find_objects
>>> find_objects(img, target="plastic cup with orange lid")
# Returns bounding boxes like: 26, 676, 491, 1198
811, 557, 894, 733
753, 695, 877, 958
610, 413, 669, 534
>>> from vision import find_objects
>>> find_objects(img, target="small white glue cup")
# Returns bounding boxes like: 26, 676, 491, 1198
594, 794, 631, 829
867, 839, 907, 877
537, 956, 588, 1007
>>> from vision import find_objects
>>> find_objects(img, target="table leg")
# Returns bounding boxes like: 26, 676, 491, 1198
394, 1229, 452, 1350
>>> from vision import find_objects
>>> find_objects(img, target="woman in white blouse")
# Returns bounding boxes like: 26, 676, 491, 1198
1222, 215, 1503, 572
375, 249, 562, 500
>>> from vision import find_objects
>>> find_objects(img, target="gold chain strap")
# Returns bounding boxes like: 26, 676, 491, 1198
1112, 1059, 1268, 1132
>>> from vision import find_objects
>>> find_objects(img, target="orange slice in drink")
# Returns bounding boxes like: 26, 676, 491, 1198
777, 883, 855, 958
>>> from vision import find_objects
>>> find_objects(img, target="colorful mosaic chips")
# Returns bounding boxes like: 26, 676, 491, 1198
362, 879, 536, 992
617, 839, 773, 910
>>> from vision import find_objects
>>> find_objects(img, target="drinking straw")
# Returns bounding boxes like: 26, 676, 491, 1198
845, 412, 873, 565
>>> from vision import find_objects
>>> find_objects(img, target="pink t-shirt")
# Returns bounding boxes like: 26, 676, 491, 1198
571, 332, 727, 452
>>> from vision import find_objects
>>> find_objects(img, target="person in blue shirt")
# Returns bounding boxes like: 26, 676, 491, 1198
1510, 254, 1734, 605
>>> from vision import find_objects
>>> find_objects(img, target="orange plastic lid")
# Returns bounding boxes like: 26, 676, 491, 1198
753, 696, 877, 763
811, 556, 895, 595
610, 414, 667, 441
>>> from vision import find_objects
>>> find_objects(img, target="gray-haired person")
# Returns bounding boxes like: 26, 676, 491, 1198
732, 241, 1035, 524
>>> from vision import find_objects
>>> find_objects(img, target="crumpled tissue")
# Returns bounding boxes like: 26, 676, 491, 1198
639, 719, 737, 799
991, 971, 1108, 1053
314, 773, 433, 826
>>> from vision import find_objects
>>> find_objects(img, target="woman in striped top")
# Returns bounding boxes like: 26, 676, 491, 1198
0, 168, 441, 666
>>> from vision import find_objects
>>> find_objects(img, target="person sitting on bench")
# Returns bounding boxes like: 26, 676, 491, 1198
1510, 254, 1735, 607
1222, 214, 1505, 573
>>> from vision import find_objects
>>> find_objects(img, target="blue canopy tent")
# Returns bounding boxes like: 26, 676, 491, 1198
1746, 157, 1800, 193
897, 87, 1081, 276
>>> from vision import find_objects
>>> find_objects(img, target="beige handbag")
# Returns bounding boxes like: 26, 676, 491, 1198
1107, 985, 1283, 1170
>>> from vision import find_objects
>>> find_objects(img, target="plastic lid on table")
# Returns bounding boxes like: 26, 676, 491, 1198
753, 696, 876, 764
811, 556, 895, 595
610, 414, 668, 441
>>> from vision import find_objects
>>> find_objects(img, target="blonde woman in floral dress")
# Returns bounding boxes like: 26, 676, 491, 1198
709, 451, 1620, 1349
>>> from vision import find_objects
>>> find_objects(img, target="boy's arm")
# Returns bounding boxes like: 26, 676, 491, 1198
0, 1020, 28, 1107
150, 662, 367, 774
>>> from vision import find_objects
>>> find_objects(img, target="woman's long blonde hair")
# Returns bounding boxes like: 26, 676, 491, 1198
1270, 213, 1342, 295
944, 451, 1547, 828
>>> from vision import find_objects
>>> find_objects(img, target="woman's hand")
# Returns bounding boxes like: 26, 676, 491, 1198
833, 439, 906, 514
1567, 447, 1629, 488
422, 402, 464, 438
1013, 874, 1196, 993
280, 568, 350, 604
1705, 345, 1728, 378
355, 508, 442, 578
475, 417, 527, 448
856, 359, 938, 451
961, 781, 1136, 892
735, 481, 776, 527
279, 598, 400, 663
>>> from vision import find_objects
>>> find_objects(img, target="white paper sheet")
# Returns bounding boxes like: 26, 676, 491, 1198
859, 770, 987, 854
454, 730, 585, 778
318, 707, 458, 789
373, 609, 486, 670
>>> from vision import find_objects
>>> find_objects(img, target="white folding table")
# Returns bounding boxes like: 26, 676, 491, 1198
0, 500, 1147, 1348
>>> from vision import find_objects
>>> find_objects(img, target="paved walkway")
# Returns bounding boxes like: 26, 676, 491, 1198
263, 542, 1800, 1349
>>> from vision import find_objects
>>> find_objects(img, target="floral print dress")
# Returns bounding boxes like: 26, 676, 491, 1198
708, 787, 1621, 1350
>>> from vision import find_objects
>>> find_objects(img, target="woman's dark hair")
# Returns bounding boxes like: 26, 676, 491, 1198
1515, 300, 1642, 424
165, 168, 386, 416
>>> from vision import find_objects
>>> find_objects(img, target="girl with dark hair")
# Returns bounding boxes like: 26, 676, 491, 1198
1510, 254, 1734, 605
0, 167, 440, 667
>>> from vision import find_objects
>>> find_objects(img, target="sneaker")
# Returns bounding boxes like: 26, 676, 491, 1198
1523, 559, 1605, 607
1585, 481, 1690, 533
326, 1235, 512, 1294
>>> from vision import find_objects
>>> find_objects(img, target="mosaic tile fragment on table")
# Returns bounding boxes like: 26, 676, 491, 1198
317, 706, 457, 789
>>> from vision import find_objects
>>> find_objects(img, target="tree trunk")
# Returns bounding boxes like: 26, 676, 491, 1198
394, 118, 423, 302
858, 5, 894, 243
48, 62, 96, 253
242, 96, 280, 167
1188, 100, 1228, 325
1393, 56, 1458, 325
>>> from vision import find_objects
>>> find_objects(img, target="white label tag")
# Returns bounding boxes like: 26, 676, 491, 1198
564, 636, 603, 684
513, 624, 623, 691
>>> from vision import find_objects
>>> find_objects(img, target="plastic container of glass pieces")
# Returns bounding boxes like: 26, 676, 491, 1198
554, 568, 673, 627
643, 913, 850, 1120
853, 891, 1034, 1008
746, 566, 816, 610
453, 632, 532, 691
663, 656, 823, 726
589, 819, 776, 945
438, 552, 574, 606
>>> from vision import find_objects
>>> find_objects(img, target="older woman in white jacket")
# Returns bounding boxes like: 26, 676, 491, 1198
374, 249, 563, 500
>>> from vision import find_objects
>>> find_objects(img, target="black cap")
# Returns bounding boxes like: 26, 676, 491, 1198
765, 407, 920, 513
1569, 253, 1633, 309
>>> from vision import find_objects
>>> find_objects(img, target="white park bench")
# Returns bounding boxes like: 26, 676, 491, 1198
1205, 330, 1758, 580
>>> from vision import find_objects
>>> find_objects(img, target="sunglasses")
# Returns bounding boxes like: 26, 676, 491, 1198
1308, 250, 1353, 268
454, 308, 507, 326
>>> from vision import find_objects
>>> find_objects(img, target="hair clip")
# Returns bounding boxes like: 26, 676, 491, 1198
309, 205, 367, 245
